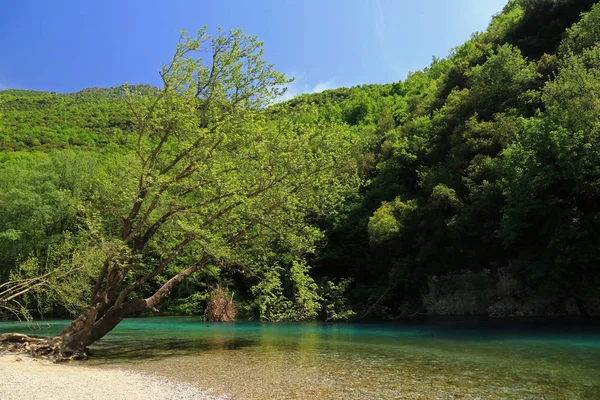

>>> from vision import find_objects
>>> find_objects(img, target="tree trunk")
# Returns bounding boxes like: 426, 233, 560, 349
0, 305, 128, 361
56, 306, 126, 358
0, 263, 201, 361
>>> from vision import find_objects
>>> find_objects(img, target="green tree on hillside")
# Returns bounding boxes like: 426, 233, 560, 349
0, 28, 359, 359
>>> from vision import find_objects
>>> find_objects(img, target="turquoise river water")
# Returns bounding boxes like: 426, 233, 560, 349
0, 317, 599, 399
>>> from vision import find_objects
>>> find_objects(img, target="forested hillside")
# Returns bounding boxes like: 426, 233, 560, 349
1, 0, 600, 320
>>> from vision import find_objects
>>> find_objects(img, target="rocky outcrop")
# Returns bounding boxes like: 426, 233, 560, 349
420, 269, 599, 317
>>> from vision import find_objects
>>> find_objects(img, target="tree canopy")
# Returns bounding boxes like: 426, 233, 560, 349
2, 0, 600, 330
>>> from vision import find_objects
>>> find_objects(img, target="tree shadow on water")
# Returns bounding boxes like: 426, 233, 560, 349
85, 336, 258, 364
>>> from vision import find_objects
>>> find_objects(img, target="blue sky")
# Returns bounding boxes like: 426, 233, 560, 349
0, 0, 507, 95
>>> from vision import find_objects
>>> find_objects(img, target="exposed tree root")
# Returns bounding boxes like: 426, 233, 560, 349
0, 333, 88, 362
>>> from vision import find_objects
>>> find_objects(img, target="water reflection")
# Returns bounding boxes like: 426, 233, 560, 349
1, 317, 599, 399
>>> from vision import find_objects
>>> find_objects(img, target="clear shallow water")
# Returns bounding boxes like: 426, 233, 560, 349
1, 317, 599, 399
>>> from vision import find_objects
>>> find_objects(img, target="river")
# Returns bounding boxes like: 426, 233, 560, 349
1, 317, 598, 399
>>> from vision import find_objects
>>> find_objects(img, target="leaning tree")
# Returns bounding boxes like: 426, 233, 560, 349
0, 28, 359, 359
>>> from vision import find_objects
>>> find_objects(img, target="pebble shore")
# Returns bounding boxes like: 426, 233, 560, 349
0, 354, 229, 400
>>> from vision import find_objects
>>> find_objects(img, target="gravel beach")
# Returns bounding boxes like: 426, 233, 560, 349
0, 354, 229, 400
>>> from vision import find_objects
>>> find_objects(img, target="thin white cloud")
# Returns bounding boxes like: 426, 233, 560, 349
374, 0, 385, 34
278, 86, 299, 102
311, 80, 336, 93
373, 0, 405, 79
0, 74, 11, 91
277, 78, 339, 102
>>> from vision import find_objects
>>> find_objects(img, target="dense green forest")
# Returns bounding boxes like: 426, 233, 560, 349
1, 0, 600, 322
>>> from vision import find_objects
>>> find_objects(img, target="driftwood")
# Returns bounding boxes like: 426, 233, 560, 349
204, 285, 237, 322
0, 333, 88, 362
